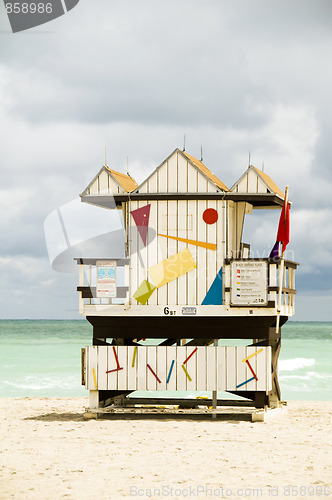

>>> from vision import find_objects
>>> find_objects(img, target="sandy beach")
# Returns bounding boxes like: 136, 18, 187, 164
0, 398, 331, 499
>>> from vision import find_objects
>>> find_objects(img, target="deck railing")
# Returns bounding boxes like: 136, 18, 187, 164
223, 258, 298, 316
75, 258, 129, 314
76, 257, 298, 316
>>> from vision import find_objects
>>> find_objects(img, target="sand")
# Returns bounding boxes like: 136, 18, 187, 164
0, 398, 331, 499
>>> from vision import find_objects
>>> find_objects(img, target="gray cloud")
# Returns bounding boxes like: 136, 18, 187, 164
1, 0, 332, 318
2, 0, 331, 129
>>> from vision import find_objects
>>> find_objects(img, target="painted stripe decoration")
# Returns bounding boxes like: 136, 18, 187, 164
148, 248, 196, 288
166, 359, 175, 384
106, 367, 123, 374
132, 346, 137, 367
181, 364, 192, 382
158, 233, 217, 251
183, 347, 198, 365
242, 348, 263, 363
236, 376, 255, 389
246, 359, 258, 381
112, 346, 121, 370
236, 348, 262, 388
147, 363, 161, 383
92, 368, 98, 390
106, 345, 124, 373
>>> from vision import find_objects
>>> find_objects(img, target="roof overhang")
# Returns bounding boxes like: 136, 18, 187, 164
81, 192, 286, 209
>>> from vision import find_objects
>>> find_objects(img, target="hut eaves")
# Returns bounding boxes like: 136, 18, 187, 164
105, 166, 138, 192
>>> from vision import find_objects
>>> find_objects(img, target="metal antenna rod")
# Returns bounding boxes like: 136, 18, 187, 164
248, 151, 251, 167
127, 156, 129, 176
200, 145, 203, 162
105, 146, 107, 166
183, 134, 186, 152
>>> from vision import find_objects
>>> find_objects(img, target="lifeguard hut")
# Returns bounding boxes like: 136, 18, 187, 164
78, 148, 298, 415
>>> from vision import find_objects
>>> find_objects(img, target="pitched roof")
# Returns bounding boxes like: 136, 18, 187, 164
251, 166, 284, 198
105, 166, 138, 192
181, 151, 229, 191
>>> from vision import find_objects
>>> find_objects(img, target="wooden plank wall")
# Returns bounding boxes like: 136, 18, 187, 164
129, 151, 228, 305
86, 345, 272, 392
129, 199, 226, 305
233, 169, 269, 194
88, 169, 122, 194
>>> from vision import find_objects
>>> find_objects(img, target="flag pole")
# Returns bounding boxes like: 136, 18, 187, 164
276, 185, 289, 334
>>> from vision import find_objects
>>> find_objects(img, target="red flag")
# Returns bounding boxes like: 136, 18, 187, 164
277, 197, 290, 252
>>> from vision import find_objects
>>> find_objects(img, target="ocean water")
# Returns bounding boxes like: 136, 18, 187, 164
0, 320, 331, 401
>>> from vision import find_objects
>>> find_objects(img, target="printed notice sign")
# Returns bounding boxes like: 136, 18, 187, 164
230, 260, 268, 306
96, 260, 116, 298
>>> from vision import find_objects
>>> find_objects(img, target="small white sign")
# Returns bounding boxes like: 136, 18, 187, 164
96, 260, 117, 298
230, 260, 268, 306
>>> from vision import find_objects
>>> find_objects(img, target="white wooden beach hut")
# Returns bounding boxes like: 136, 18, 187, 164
77, 148, 298, 412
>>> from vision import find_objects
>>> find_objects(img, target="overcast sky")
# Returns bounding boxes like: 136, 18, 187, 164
1, 0, 332, 320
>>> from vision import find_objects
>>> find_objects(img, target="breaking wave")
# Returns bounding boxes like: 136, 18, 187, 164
279, 358, 315, 371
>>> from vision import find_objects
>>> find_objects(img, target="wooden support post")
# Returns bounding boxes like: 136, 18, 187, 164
276, 258, 285, 334
81, 348, 86, 386
89, 390, 99, 410
212, 339, 218, 418
79, 264, 84, 315
254, 392, 267, 409
269, 339, 281, 407
276, 185, 289, 334
250, 326, 282, 408
266, 326, 282, 408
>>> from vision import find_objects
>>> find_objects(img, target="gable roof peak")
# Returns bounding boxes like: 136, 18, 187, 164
229, 164, 284, 198
179, 149, 229, 191
250, 165, 284, 198
80, 164, 138, 197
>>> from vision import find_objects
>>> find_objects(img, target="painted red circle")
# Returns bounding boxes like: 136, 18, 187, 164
203, 208, 218, 224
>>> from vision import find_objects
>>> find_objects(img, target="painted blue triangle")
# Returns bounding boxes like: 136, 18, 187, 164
202, 267, 223, 305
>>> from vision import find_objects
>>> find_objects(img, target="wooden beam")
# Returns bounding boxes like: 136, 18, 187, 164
271, 340, 282, 403
81, 348, 86, 385
268, 286, 296, 294
185, 338, 214, 346
75, 258, 129, 266
81, 192, 285, 208
77, 286, 128, 298
115, 397, 255, 408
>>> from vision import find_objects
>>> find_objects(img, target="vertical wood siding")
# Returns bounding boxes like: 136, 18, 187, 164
129, 198, 227, 305
87, 169, 122, 194
86, 345, 272, 392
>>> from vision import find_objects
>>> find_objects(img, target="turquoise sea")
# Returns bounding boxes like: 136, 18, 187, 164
0, 320, 331, 401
